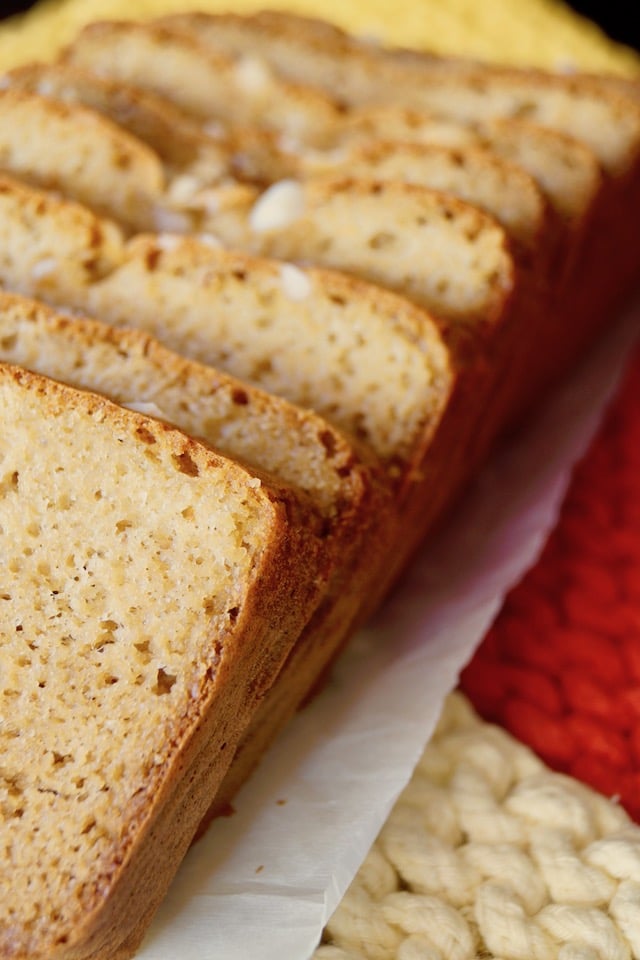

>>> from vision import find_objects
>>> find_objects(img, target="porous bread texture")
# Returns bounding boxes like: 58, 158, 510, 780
157, 8, 367, 127
38, 37, 593, 260
0, 83, 256, 237
0, 60, 267, 236
0, 363, 329, 960
62, 19, 343, 148
0, 175, 450, 482
4, 59, 290, 201
359, 68, 640, 178
157, 9, 640, 177
0, 174, 123, 305
473, 118, 603, 231
0, 289, 372, 519
328, 108, 603, 232
0, 87, 167, 233
295, 140, 551, 255
85, 234, 453, 474
3, 61, 231, 185
208, 177, 516, 337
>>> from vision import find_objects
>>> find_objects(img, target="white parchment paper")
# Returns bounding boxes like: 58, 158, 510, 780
138, 298, 640, 960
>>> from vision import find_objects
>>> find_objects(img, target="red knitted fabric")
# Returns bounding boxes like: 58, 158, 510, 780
460, 341, 640, 821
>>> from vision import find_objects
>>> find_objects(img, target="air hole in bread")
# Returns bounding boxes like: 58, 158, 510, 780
154, 668, 177, 695
368, 231, 394, 250
231, 387, 249, 405
135, 424, 157, 444
319, 429, 337, 457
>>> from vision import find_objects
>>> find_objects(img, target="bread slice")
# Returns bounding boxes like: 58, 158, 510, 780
0, 87, 168, 232
75, 234, 450, 479
0, 362, 330, 960
0, 85, 258, 236
0, 173, 124, 309
62, 19, 343, 147
293, 139, 552, 258
330, 108, 602, 243
203, 177, 515, 344
0, 289, 375, 524
2, 60, 230, 183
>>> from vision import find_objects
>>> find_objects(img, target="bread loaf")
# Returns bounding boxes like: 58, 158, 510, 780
0, 362, 331, 960
2, 11, 640, 958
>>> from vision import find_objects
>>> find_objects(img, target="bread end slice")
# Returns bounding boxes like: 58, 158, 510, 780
0, 364, 329, 959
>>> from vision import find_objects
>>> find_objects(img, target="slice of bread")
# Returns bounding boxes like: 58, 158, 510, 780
62, 19, 343, 148
0, 173, 124, 304
0, 362, 330, 960
0, 289, 375, 524
82, 234, 454, 482
0, 87, 167, 232
3, 60, 231, 183
330, 108, 602, 240
203, 177, 516, 345
293, 139, 552, 258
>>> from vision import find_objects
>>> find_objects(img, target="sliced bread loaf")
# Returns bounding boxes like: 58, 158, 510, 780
154, 10, 639, 314
0, 179, 452, 495
0, 362, 330, 960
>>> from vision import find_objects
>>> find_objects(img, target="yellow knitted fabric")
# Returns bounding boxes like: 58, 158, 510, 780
0, 0, 638, 75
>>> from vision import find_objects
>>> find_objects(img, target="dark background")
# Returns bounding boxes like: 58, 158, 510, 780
0, 1, 638, 52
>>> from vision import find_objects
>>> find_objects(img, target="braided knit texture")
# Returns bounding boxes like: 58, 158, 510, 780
462, 345, 640, 821
315, 692, 640, 960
